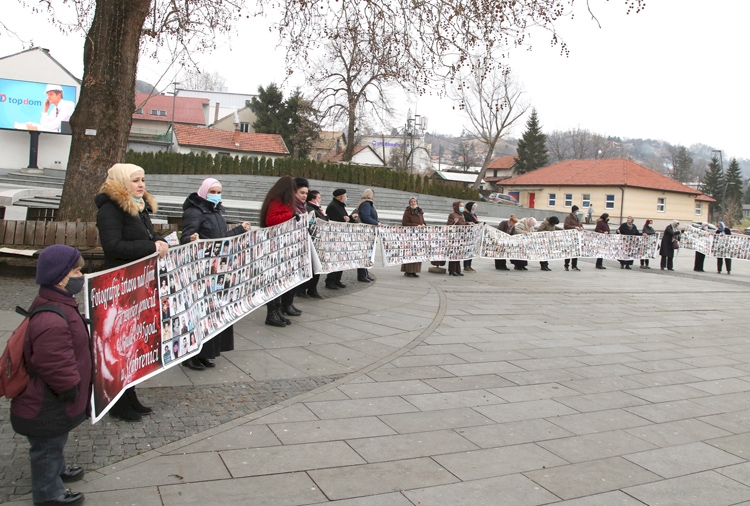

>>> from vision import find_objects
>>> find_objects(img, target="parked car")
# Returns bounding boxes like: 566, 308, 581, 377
489, 193, 521, 206
691, 222, 718, 231
744, 227, 750, 236
730, 229, 740, 235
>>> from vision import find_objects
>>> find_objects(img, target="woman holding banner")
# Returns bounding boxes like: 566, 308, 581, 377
402, 197, 426, 277
260, 176, 301, 326
447, 201, 467, 276
181, 178, 250, 371
95, 163, 168, 421
302, 190, 327, 297
659, 220, 681, 271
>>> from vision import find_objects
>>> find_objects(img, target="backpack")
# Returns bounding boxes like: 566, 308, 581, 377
0, 304, 68, 399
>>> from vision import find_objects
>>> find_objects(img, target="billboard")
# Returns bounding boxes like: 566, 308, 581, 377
0, 78, 77, 134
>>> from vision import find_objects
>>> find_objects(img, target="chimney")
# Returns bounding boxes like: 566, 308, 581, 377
214, 103, 221, 123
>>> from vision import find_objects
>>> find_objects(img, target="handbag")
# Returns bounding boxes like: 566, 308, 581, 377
672, 239, 680, 249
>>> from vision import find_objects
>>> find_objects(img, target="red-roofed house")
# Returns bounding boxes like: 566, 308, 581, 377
498, 158, 715, 227
482, 156, 517, 189
172, 124, 289, 159
129, 93, 209, 151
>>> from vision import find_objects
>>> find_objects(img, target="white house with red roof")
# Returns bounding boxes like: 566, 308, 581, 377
129, 93, 209, 151
321, 145, 386, 167
172, 124, 289, 159
482, 155, 517, 189
498, 158, 715, 228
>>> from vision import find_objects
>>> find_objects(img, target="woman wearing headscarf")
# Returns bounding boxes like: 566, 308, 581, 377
402, 197, 426, 277
640, 219, 656, 269
659, 220, 681, 271
594, 213, 610, 269
300, 190, 327, 297
716, 222, 732, 274
260, 175, 300, 326
462, 201, 480, 272
96, 163, 168, 422
11, 245, 91, 506
447, 201, 467, 276
512, 217, 537, 270
356, 188, 379, 282
180, 178, 250, 371
536, 216, 560, 271
617, 216, 639, 269
693, 221, 710, 272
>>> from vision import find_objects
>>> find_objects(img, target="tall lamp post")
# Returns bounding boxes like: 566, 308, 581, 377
170, 81, 180, 152
712, 149, 725, 222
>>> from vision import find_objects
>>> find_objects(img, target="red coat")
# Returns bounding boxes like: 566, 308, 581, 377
11, 287, 92, 437
265, 198, 294, 227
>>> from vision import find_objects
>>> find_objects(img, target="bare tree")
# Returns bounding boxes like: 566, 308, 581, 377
546, 130, 572, 163
451, 66, 529, 190
545, 128, 623, 162
181, 69, 227, 91
451, 140, 482, 172
308, 12, 410, 162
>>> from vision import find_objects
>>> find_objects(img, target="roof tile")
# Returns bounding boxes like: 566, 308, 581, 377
134, 93, 208, 125
173, 124, 289, 155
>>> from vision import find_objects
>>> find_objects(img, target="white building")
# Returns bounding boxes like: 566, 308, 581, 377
0, 48, 80, 170
358, 133, 432, 174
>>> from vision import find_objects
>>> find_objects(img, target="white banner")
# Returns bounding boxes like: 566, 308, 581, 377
580, 231, 660, 260
311, 219, 378, 274
379, 224, 485, 266
480, 228, 581, 261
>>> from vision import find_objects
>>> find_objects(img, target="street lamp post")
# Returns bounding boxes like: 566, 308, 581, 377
170, 81, 180, 152
712, 149, 726, 222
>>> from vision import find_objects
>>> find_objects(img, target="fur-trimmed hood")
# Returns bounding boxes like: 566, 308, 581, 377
95, 181, 158, 216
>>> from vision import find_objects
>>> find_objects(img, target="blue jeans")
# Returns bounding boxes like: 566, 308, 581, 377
28, 432, 68, 503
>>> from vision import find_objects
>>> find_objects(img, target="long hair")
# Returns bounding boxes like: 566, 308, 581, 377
260, 175, 297, 227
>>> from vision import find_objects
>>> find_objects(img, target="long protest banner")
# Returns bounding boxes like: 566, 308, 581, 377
681, 227, 750, 260
310, 219, 379, 273
379, 224, 485, 266
85, 217, 311, 422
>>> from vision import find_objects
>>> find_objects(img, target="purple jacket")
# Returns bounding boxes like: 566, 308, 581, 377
11, 287, 92, 437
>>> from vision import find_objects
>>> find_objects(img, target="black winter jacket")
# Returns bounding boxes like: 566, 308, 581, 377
95, 182, 166, 269
306, 202, 329, 221
326, 199, 349, 223
180, 193, 245, 243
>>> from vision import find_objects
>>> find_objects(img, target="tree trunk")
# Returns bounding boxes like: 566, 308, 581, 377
57, 0, 151, 222
342, 102, 357, 162
472, 142, 497, 190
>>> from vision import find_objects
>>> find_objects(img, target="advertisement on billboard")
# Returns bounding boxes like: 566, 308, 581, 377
0, 78, 77, 134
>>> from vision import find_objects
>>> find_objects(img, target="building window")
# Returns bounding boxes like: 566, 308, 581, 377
657, 197, 666, 213
564, 194, 573, 207
548, 193, 556, 207
582, 194, 591, 208
695, 202, 702, 216
605, 194, 615, 209
217, 151, 231, 158
239, 122, 250, 133
150, 109, 167, 117
134, 108, 143, 115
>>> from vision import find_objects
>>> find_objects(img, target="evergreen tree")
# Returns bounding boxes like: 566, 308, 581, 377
724, 158, 744, 203
514, 109, 549, 174
700, 156, 724, 219
249, 84, 320, 158
669, 145, 694, 183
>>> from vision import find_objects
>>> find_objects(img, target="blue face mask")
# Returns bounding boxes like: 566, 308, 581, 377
206, 194, 222, 205
459, 206, 465, 213
132, 197, 143, 203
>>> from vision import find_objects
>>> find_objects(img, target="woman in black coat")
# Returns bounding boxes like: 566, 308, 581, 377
617, 216, 639, 269
301, 190, 328, 298
181, 178, 250, 370
96, 163, 169, 422
659, 220, 681, 271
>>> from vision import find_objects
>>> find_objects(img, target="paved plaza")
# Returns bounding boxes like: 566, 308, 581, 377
3, 252, 750, 505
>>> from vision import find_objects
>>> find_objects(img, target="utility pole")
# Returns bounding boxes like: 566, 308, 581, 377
170, 81, 180, 152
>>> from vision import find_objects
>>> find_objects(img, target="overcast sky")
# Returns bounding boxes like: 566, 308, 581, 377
4, 1, 749, 159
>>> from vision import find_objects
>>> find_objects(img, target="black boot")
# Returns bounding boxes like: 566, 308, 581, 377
128, 388, 152, 414
276, 309, 292, 325
282, 305, 302, 316
110, 395, 142, 422
183, 357, 206, 371
265, 303, 287, 327
308, 289, 322, 299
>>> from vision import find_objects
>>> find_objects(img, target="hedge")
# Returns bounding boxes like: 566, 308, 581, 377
124, 150, 480, 201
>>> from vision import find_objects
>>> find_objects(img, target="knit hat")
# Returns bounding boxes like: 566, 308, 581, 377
198, 178, 221, 199
36, 244, 82, 286
333, 189, 346, 197
571, 205, 579, 212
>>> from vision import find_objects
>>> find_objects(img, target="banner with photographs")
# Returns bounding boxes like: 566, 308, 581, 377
480, 228, 582, 261
86, 217, 312, 422
379, 224, 485, 266
310, 219, 379, 273
580, 231, 660, 260
680, 227, 713, 255
713, 233, 750, 261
